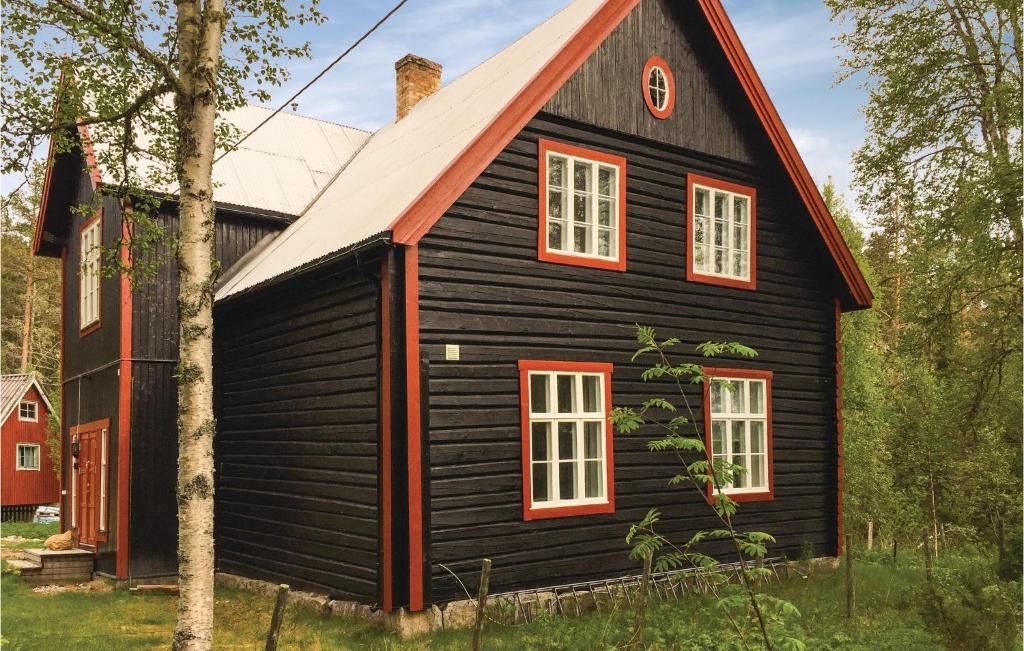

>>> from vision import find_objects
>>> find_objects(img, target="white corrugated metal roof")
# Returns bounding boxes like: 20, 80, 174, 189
94, 106, 371, 216
1, 374, 54, 424
215, 0, 605, 300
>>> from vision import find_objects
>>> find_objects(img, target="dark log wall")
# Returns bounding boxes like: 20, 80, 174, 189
61, 172, 124, 575
544, 0, 764, 165
213, 262, 381, 601
127, 210, 284, 577
419, 108, 841, 600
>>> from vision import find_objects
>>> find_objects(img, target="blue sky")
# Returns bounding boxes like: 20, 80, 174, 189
268, 0, 867, 214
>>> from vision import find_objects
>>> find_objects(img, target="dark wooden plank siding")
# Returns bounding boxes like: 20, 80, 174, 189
60, 171, 123, 574
418, 112, 840, 601
213, 264, 381, 601
126, 209, 284, 577
545, 0, 765, 166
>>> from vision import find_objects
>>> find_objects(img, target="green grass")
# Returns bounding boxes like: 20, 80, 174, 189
0, 522, 59, 551
1, 552, 1017, 650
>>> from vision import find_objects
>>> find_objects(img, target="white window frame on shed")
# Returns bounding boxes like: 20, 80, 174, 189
16, 443, 40, 471
18, 400, 38, 422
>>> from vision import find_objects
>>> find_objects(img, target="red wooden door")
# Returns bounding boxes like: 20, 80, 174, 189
76, 429, 101, 546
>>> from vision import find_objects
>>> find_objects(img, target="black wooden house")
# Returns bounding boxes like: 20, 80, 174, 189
35, 0, 871, 613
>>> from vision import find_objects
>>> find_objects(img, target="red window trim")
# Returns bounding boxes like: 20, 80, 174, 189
642, 56, 675, 119
686, 173, 757, 291
79, 210, 103, 337
537, 139, 627, 272
518, 359, 616, 520
702, 367, 774, 503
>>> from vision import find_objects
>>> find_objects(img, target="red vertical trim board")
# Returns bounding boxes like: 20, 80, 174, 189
537, 139, 627, 272
517, 360, 615, 521
58, 248, 67, 533
834, 299, 844, 556
701, 367, 774, 503
115, 213, 132, 578
641, 56, 675, 119
77, 124, 102, 189
404, 246, 424, 611
380, 257, 393, 612
685, 173, 757, 291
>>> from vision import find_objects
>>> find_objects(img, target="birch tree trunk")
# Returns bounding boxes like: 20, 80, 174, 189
172, 1, 226, 648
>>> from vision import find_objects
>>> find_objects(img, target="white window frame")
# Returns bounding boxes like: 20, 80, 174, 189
16, 443, 40, 471
647, 65, 669, 111
99, 427, 108, 532
80, 216, 101, 330
543, 148, 622, 263
526, 371, 609, 510
709, 376, 769, 495
691, 182, 752, 282
18, 400, 38, 422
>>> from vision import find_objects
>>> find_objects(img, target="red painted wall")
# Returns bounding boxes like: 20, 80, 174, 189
2, 386, 60, 506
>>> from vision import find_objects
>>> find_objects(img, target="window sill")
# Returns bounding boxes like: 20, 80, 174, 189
686, 269, 756, 291
524, 500, 615, 521
708, 489, 773, 504
80, 321, 101, 338
539, 249, 626, 272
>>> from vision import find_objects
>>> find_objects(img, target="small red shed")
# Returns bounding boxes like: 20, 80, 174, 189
1, 374, 59, 519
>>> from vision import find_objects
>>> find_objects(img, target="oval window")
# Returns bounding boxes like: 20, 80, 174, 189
642, 56, 675, 119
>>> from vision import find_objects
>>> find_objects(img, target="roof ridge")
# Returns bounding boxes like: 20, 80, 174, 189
239, 104, 374, 134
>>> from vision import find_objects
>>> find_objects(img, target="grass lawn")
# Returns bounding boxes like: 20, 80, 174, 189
0, 522, 59, 551
0, 551, 1013, 650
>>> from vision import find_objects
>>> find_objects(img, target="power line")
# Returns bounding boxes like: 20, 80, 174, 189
216, 0, 411, 163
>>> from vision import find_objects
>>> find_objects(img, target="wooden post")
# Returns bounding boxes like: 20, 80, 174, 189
629, 552, 653, 650
845, 533, 854, 619
892, 538, 898, 566
265, 583, 290, 651
472, 559, 492, 651
867, 521, 874, 550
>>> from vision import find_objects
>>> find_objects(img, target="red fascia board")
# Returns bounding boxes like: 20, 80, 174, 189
33, 123, 103, 256
389, 0, 870, 310
32, 134, 59, 255
702, 367, 774, 504
641, 56, 675, 120
697, 0, 871, 309
517, 360, 616, 521
388, 0, 640, 245
537, 139, 627, 272
685, 173, 757, 291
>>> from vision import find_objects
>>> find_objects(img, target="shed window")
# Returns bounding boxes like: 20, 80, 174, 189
518, 360, 615, 520
538, 140, 627, 272
18, 400, 38, 422
17, 444, 40, 471
704, 369, 773, 502
80, 215, 102, 330
687, 174, 756, 290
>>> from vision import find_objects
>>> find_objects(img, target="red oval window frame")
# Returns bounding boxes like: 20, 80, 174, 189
642, 56, 675, 120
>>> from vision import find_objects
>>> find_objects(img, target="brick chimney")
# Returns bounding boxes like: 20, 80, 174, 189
395, 54, 442, 120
